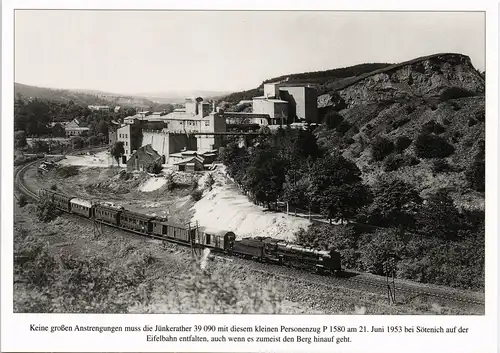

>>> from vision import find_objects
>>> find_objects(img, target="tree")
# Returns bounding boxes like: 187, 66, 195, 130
36, 198, 61, 223
358, 228, 405, 275
110, 141, 125, 164
466, 144, 485, 192
52, 123, 66, 138
415, 133, 455, 158
371, 136, 394, 161
366, 178, 422, 229
242, 146, 286, 208
395, 136, 412, 153
323, 111, 344, 130
416, 188, 462, 240
14, 131, 27, 149
88, 136, 100, 146
95, 120, 109, 136
310, 153, 372, 223
283, 171, 313, 215
71, 136, 84, 149
147, 162, 163, 175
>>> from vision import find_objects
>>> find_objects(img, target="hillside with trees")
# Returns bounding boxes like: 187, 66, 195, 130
218, 53, 485, 291
14, 82, 175, 110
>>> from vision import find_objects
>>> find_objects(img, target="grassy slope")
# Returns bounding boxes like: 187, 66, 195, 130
14, 201, 480, 314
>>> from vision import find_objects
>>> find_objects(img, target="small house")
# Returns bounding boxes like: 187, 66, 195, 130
126, 144, 163, 172
173, 156, 205, 172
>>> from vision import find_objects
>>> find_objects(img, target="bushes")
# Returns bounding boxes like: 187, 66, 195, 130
358, 229, 405, 275
383, 154, 419, 171
371, 137, 394, 161
190, 189, 203, 201
324, 111, 344, 130
166, 173, 177, 191
395, 136, 412, 153
18, 195, 28, 208
398, 235, 484, 290
466, 158, 485, 192
56, 165, 79, 179
391, 118, 410, 129
422, 120, 445, 135
147, 163, 163, 175
36, 198, 61, 223
432, 159, 451, 173
439, 87, 475, 102
384, 154, 405, 172
204, 173, 215, 190
415, 133, 455, 158
475, 109, 485, 122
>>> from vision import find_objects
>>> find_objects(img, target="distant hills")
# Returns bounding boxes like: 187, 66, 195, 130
14, 82, 231, 107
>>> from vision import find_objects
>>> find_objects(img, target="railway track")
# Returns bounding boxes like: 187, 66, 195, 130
14, 160, 485, 311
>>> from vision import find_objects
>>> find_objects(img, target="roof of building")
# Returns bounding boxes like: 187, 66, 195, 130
66, 127, 90, 131
173, 156, 205, 165
163, 111, 202, 121
129, 144, 162, 162
252, 96, 289, 103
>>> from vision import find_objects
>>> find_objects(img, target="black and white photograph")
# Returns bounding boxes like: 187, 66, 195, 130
10, 9, 488, 318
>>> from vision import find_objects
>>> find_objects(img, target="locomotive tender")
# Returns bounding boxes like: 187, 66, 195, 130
37, 188, 342, 275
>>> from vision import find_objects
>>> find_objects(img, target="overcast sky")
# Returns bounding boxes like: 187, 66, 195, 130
15, 11, 485, 95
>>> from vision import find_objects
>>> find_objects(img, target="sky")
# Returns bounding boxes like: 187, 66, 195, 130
14, 11, 485, 95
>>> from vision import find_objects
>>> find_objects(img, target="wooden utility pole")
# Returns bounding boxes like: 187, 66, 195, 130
91, 201, 103, 240
384, 257, 397, 304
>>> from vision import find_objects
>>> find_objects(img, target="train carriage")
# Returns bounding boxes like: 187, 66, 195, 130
199, 230, 236, 252
70, 198, 92, 218
120, 210, 154, 234
94, 203, 123, 227
152, 221, 192, 244
38, 189, 54, 200
52, 192, 72, 212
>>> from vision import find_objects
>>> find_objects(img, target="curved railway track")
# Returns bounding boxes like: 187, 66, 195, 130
14, 159, 485, 310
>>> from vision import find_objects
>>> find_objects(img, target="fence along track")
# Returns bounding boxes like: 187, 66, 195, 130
15, 160, 485, 309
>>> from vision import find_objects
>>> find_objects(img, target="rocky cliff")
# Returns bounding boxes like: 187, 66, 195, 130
316, 53, 485, 210
318, 53, 484, 109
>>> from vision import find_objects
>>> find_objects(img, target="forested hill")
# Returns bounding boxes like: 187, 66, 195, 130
221, 62, 392, 103
14, 83, 156, 108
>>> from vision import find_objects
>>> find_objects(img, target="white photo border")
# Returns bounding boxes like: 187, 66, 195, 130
1, 1, 498, 352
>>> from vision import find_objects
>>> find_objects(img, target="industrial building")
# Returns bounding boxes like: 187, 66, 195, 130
110, 97, 227, 165
221, 83, 318, 128
261, 83, 318, 123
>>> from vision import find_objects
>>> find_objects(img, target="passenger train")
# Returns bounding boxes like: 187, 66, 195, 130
38, 188, 342, 275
